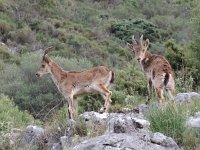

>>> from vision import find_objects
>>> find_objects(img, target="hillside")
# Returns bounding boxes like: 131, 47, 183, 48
0, 0, 200, 149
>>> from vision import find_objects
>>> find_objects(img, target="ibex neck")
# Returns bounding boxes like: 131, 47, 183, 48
49, 61, 65, 85
144, 51, 152, 58
140, 50, 153, 70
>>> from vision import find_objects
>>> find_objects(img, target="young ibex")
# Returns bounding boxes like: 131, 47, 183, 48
127, 35, 175, 110
36, 47, 114, 119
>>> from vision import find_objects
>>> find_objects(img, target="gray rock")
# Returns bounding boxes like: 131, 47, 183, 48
60, 136, 70, 149
135, 103, 149, 114
186, 111, 200, 128
150, 132, 179, 148
51, 143, 62, 150
175, 92, 200, 103
106, 113, 150, 134
69, 133, 179, 150
81, 111, 108, 124
81, 111, 149, 134
23, 125, 46, 149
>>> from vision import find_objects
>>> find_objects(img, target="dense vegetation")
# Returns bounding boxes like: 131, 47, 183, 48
0, 0, 200, 149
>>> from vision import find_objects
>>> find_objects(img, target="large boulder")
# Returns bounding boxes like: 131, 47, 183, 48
175, 92, 200, 104
69, 133, 179, 150
186, 111, 200, 128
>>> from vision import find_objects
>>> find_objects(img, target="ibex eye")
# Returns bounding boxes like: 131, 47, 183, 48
42, 65, 45, 68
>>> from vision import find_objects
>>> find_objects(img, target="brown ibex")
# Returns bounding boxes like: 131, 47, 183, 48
127, 35, 175, 110
36, 47, 114, 119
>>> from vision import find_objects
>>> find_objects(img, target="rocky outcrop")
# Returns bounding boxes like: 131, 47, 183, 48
186, 111, 200, 128
68, 111, 179, 150
175, 92, 200, 103
70, 132, 179, 150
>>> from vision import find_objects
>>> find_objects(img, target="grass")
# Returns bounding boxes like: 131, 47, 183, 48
146, 98, 200, 149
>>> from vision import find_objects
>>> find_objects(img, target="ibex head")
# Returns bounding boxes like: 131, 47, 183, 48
127, 35, 149, 62
36, 46, 54, 77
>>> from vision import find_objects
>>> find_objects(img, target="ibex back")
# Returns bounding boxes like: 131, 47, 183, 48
127, 35, 175, 110
36, 47, 114, 119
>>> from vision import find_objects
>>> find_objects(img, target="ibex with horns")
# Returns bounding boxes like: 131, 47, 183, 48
36, 47, 114, 119
127, 35, 175, 110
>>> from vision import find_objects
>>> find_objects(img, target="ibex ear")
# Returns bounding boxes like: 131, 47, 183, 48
144, 39, 149, 51
127, 43, 133, 50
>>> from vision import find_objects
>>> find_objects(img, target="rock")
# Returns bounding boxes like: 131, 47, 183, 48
186, 111, 200, 128
23, 125, 46, 149
81, 111, 149, 134
81, 111, 108, 123
69, 133, 179, 150
150, 132, 179, 148
60, 136, 69, 149
51, 143, 62, 150
175, 92, 200, 103
106, 113, 150, 133
132, 117, 150, 129
50, 135, 73, 150
70, 111, 180, 150
134, 103, 149, 114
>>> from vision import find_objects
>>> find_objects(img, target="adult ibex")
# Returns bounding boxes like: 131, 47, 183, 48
36, 47, 114, 119
127, 35, 175, 110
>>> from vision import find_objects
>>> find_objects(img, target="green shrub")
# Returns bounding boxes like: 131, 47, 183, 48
8, 26, 36, 44
0, 44, 20, 65
114, 64, 147, 96
0, 95, 39, 135
111, 19, 161, 43
165, 39, 185, 71
0, 13, 15, 35
0, 0, 7, 12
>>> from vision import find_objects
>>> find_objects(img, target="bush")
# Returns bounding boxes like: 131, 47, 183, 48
8, 26, 36, 44
0, 95, 38, 132
111, 18, 161, 43
0, 13, 16, 36
114, 64, 147, 96
0, 0, 7, 12
165, 39, 185, 71
0, 44, 20, 66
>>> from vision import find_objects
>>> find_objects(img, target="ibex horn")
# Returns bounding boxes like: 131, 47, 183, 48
43, 46, 54, 56
132, 35, 137, 44
140, 35, 144, 45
